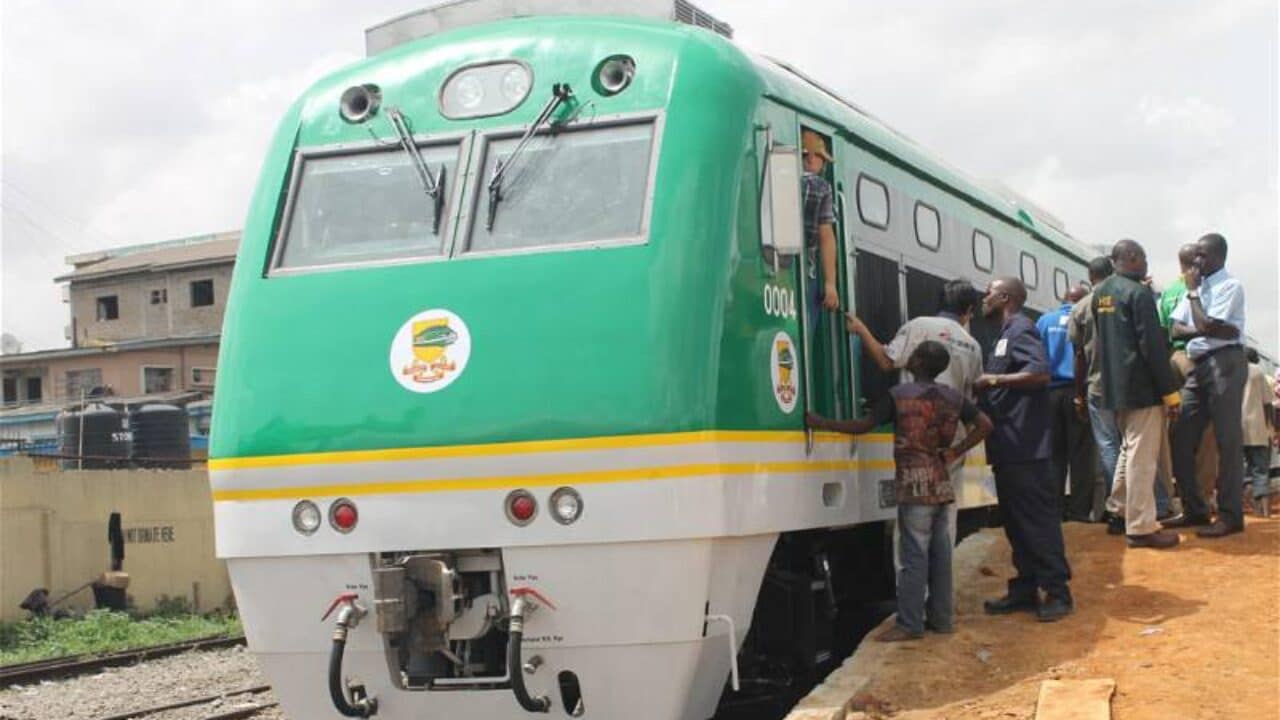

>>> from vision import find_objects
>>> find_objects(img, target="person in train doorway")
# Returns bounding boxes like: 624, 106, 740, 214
801, 129, 840, 329
1165, 232, 1249, 537
845, 278, 986, 543
973, 277, 1074, 622
807, 342, 993, 641
1091, 240, 1182, 550
1038, 283, 1096, 522
1069, 259, 1120, 522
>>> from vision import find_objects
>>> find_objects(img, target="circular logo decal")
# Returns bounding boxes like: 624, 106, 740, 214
770, 331, 798, 414
389, 309, 472, 393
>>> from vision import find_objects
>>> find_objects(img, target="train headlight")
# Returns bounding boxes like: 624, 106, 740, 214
505, 489, 538, 526
549, 487, 583, 525
440, 62, 532, 119
292, 500, 321, 535
594, 55, 635, 96
329, 498, 359, 533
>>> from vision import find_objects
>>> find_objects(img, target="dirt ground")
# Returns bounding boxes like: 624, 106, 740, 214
846, 511, 1280, 719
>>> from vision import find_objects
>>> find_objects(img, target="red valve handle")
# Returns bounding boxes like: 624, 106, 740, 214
321, 592, 359, 621
510, 586, 557, 610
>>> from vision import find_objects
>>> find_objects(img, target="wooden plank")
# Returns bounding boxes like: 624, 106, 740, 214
1035, 679, 1116, 720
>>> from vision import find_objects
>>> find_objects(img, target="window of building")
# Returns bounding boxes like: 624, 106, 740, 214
190, 279, 214, 307
191, 367, 217, 387
1053, 268, 1070, 301
150, 288, 168, 305
1020, 252, 1039, 289
26, 377, 42, 404
856, 174, 890, 229
65, 368, 103, 399
972, 230, 994, 272
143, 367, 175, 394
914, 202, 941, 251
2, 378, 15, 405
96, 295, 119, 321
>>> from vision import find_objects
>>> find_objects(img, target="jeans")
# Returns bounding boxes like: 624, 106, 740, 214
1245, 446, 1271, 499
1087, 395, 1121, 498
896, 503, 953, 634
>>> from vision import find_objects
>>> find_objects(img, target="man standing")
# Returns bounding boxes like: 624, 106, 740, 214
801, 130, 839, 319
1092, 240, 1182, 549
1242, 348, 1273, 517
1167, 233, 1248, 537
1070, 258, 1119, 520
974, 277, 1073, 622
1039, 284, 1095, 521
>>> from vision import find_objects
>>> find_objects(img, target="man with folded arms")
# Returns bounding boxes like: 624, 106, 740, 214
1092, 239, 1182, 549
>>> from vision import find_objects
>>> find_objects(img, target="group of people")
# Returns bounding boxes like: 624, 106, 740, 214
796, 130, 1274, 643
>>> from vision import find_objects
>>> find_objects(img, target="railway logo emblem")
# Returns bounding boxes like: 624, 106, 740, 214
389, 309, 472, 393
770, 331, 798, 413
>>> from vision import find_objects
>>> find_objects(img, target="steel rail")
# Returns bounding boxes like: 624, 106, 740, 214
202, 701, 279, 720
93, 684, 270, 720
0, 635, 245, 688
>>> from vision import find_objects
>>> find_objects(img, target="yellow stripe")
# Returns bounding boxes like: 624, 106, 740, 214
208, 430, 893, 471
211, 458, 899, 502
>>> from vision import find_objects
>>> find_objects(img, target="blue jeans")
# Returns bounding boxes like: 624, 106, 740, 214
896, 503, 953, 634
1245, 446, 1271, 499
1087, 395, 1120, 497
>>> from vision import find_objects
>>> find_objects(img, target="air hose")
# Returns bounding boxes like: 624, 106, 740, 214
328, 601, 378, 717
508, 596, 551, 713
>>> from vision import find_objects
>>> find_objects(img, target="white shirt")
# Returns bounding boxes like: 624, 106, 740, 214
1169, 268, 1246, 359
884, 314, 984, 400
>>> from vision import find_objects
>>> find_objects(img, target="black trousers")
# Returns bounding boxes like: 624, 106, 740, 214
994, 459, 1073, 600
1048, 385, 1097, 520
1172, 347, 1247, 528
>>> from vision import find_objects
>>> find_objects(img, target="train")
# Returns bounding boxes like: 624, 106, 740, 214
209, 2, 1091, 718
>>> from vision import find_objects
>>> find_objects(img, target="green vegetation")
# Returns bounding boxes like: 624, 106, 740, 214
0, 607, 241, 666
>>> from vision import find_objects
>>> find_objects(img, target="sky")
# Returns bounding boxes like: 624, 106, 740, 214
2, 0, 1277, 354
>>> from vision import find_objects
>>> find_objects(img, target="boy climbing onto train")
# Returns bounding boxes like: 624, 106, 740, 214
807, 341, 993, 641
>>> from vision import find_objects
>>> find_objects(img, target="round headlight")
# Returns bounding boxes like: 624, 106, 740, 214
501, 67, 530, 103
292, 500, 321, 535
549, 487, 583, 525
595, 55, 635, 96
453, 74, 485, 110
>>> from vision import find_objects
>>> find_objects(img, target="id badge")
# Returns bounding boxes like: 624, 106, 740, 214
995, 338, 1009, 357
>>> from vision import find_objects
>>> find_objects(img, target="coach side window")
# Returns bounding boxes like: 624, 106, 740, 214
1020, 252, 1039, 289
1053, 268, 1070, 301
914, 202, 940, 251
972, 230, 994, 272
856, 174, 889, 229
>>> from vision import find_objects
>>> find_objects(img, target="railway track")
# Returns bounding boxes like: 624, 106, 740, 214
0, 635, 245, 688
93, 683, 276, 720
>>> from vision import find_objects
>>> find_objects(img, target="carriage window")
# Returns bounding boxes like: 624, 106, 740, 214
1053, 268, 1070, 301
1020, 252, 1039, 289
972, 230, 993, 272
468, 121, 654, 253
914, 202, 940, 251
276, 143, 461, 269
856, 175, 889, 229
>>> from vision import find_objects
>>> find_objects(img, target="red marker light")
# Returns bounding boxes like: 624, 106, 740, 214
505, 490, 537, 526
330, 499, 358, 533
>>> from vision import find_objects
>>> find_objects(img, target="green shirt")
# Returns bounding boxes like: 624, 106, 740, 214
1158, 277, 1187, 350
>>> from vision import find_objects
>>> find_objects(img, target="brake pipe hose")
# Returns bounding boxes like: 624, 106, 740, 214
326, 598, 378, 717
508, 595, 551, 713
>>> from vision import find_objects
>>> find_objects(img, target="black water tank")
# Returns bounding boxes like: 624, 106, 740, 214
58, 404, 131, 469
130, 404, 191, 469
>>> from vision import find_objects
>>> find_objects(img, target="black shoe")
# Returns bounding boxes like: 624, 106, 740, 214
1126, 530, 1180, 549
1196, 521, 1244, 538
1106, 514, 1125, 535
1036, 596, 1074, 623
983, 594, 1038, 615
1161, 513, 1213, 529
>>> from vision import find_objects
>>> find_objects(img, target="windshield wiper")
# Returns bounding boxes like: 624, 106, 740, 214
386, 107, 446, 235
486, 83, 574, 232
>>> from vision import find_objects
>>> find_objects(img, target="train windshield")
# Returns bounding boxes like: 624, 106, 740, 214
276, 143, 460, 270
467, 120, 654, 253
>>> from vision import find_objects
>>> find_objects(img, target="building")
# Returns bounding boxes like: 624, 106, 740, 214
0, 232, 238, 448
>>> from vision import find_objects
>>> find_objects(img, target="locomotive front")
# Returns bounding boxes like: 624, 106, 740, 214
210, 12, 769, 720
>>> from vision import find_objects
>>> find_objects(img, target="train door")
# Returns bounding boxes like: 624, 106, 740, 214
795, 123, 852, 424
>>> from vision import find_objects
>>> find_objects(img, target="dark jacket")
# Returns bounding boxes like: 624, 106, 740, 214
981, 313, 1051, 465
1092, 273, 1179, 411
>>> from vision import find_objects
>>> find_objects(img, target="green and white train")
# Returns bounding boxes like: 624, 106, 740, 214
209, 2, 1090, 717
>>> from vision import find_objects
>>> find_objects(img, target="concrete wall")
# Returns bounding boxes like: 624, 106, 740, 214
0, 456, 230, 621
70, 264, 233, 345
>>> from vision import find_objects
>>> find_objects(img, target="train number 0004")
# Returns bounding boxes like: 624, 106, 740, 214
763, 284, 797, 319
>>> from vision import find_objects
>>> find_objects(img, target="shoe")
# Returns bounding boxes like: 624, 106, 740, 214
983, 594, 1038, 615
1126, 530, 1180, 549
1196, 521, 1243, 538
1155, 507, 1176, 523
1106, 514, 1125, 536
1161, 513, 1213, 529
924, 620, 955, 634
1036, 596, 1074, 623
874, 625, 923, 642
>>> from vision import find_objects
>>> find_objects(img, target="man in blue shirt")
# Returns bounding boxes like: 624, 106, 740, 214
975, 277, 1073, 622
1165, 233, 1248, 537
1038, 284, 1096, 522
